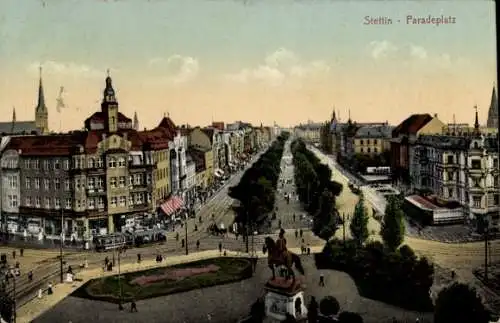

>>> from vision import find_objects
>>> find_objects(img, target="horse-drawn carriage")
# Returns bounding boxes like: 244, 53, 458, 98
207, 223, 228, 236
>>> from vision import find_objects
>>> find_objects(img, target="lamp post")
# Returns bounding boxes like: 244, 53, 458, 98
118, 248, 123, 310
185, 213, 189, 256
59, 208, 64, 284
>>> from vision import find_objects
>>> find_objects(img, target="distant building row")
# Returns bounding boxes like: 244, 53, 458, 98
0, 73, 279, 239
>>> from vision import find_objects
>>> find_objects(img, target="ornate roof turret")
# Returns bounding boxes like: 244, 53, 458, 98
133, 111, 139, 130
473, 105, 481, 136
102, 69, 117, 104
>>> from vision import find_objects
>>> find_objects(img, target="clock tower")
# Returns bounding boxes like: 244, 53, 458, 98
101, 70, 118, 133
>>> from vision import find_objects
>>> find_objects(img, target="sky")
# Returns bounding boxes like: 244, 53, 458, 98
0, 0, 497, 131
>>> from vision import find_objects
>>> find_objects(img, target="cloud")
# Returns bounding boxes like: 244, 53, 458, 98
368, 40, 398, 59
225, 48, 330, 86
149, 55, 199, 84
409, 44, 428, 60
27, 61, 102, 78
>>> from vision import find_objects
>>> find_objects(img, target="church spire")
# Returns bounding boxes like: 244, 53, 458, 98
12, 107, 16, 123
36, 65, 47, 113
487, 85, 498, 128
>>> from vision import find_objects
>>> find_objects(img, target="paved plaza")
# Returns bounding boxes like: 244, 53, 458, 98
32, 255, 432, 323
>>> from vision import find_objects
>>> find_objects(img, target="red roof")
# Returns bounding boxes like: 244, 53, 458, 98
85, 111, 132, 124
6, 133, 86, 156
158, 117, 177, 133
406, 195, 438, 210
392, 114, 433, 138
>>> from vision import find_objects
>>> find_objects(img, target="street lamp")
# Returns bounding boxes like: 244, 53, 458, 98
185, 213, 189, 256
118, 248, 124, 310
59, 208, 64, 284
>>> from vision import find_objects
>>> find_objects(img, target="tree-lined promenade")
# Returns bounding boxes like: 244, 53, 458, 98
229, 132, 290, 236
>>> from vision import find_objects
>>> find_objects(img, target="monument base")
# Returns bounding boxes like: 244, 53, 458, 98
264, 277, 308, 321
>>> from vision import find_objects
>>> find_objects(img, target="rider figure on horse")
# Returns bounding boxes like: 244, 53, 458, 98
276, 229, 287, 263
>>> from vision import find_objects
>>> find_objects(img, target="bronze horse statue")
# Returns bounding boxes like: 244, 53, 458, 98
263, 236, 305, 283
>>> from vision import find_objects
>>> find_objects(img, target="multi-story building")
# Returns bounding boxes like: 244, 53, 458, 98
391, 113, 445, 184
0, 74, 183, 239
294, 121, 322, 143
189, 146, 214, 191
410, 112, 500, 231
184, 153, 197, 208
353, 123, 393, 156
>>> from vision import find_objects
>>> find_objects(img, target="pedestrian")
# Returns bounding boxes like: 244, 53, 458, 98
47, 282, 53, 295
451, 270, 456, 280
12, 250, 15, 259
20, 248, 24, 257
196, 240, 200, 250
181, 239, 185, 248
28, 270, 33, 281
104, 256, 109, 267
307, 247, 311, 255
218, 242, 222, 255
299, 229, 303, 238
278, 220, 282, 228
199, 216, 202, 224
295, 229, 298, 239
319, 273, 325, 287
137, 253, 141, 263
176, 232, 179, 241
130, 300, 138, 313
293, 214, 296, 222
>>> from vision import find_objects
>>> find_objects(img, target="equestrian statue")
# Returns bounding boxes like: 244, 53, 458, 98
263, 229, 305, 284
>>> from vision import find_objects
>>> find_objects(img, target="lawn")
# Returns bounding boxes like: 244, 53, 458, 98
72, 257, 253, 303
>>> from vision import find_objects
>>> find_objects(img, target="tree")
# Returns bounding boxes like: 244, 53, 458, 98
380, 196, 405, 251
434, 282, 490, 323
319, 296, 340, 317
320, 122, 333, 154
338, 311, 364, 323
313, 190, 339, 241
350, 194, 369, 247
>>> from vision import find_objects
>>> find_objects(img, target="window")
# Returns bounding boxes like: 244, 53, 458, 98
65, 198, 72, 209
146, 174, 152, 184
44, 179, 50, 190
129, 175, 133, 186
24, 160, 31, 168
128, 195, 134, 206
88, 158, 95, 169
88, 199, 95, 209
360, 148, 364, 153
45, 197, 51, 209
447, 155, 454, 164
360, 140, 364, 145
44, 160, 50, 170
119, 177, 126, 187
473, 196, 481, 208
54, 198, 61, 209
134, 174, 142, 185
54, 178, 61, 190
76, 179, 81, 190
8, 195, 18, 208
74, 158, 81, 169
119, 196, 126, 207
471, 159, 481, 169
26, 197, 32, 207
54, 160, 60, 169
97, 177, 104, 189
447, 172, 453, 181
118, 157, 126, 167
147, 193, 152, 203
135, 193, 144, 204
448, 188, 453, 198
110, 177, 117, 188
35, 197, 41, 207
110, 197, 117, 207
367, 148, 371, 153
495, 176, 499, 188
374, 148, 378, 153
87, 177, 95, 189
33, 160, 40, 169
108, 157, 117, 168
494, 158, 499, 169
96, 157, 103, 168
374, 139, 378, 145
9, 175, 18, 189
98, 198, 105, 209
367, 140, 370, 145
65, 179, 71, 191
76, 200, 81, 209
495, 195, 500, 206
63, 160, 70, 170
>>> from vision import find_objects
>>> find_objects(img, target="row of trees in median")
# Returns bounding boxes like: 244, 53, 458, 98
229, 132, 290, 231
291, 139, 343, 241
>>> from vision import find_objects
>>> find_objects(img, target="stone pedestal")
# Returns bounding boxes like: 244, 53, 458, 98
264, 277, 307, 321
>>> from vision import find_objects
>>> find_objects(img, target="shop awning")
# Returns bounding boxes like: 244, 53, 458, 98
160, 196, 184, 216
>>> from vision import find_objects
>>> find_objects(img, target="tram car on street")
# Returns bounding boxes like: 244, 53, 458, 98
93, 233, 128, 252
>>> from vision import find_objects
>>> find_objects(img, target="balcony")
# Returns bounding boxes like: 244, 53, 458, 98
86, 209, 107, 219
129, 183, 151, 193
129, 161, 154, 170
468, 168, 485, 176
87, 167, 106, 175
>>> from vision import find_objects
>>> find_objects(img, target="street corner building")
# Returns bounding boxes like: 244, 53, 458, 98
0, 73, 275, 241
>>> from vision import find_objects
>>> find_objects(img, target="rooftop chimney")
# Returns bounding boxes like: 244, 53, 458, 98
434, 113, 438, 118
